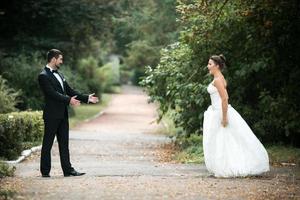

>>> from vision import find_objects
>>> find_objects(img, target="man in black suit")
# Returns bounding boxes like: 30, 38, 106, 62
38, 49, 98, 177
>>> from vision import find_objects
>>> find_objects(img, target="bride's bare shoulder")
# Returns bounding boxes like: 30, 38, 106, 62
213, 77, 227, 88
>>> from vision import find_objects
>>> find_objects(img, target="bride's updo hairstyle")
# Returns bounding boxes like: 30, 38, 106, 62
210, 54, 226, 70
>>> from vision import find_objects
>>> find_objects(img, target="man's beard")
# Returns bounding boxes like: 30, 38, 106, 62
55, 65, 60, 69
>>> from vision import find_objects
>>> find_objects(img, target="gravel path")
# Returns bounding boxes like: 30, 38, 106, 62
2, 85, 300, 200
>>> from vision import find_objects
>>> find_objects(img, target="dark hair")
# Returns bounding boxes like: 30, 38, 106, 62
47, 49, 63, 62
210, 54, 226, 70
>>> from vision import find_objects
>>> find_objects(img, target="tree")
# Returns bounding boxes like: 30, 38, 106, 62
113, 0, 178, 84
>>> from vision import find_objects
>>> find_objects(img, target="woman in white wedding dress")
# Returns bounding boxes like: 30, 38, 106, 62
203, 54, 269, 177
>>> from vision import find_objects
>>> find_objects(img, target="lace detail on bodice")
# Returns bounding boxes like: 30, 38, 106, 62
207, 83, 222, 109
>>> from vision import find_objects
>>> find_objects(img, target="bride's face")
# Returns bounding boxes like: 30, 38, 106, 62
207, 59, 218, 74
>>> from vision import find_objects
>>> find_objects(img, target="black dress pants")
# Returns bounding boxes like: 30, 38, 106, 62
40, 117, 74, 175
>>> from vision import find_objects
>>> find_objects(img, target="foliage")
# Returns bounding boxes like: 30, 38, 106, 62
77, 56, 102, 95
119, 64, 134, 84
173, 134, 204, 164
0, 189, 16, 200
124, 40, 161, 85
0, 112, 43, 160
0, 76, 20, 114
0, 0, 116, 65
96, 63, 120, 93
141, 0, 300, 146
0, 53, 44, 110
175, 145, 204, 164
60, 66, 90, 94
114, 0, 178, 84
0, 161, 15, 178
266, 145, 300, 166
141, 42, 209, 135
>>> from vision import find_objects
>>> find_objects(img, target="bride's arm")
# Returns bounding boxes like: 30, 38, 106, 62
214, 78, 229, 127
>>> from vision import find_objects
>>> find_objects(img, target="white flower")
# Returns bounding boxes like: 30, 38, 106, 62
8, 115, 14, 119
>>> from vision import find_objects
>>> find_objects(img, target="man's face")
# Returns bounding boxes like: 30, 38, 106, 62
55, 55, 63, 68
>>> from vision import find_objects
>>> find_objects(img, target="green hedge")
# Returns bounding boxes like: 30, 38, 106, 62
0, 161, 15, 178
0, 111, 43, 160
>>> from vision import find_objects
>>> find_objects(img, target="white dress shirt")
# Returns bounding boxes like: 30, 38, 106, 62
46, 65, 64, 91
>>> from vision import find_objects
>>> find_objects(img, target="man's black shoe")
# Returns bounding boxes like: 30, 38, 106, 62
64, 170, 85, 177
42, 174, 50, 178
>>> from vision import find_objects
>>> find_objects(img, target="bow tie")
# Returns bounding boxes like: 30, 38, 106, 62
52, 70, 59, 74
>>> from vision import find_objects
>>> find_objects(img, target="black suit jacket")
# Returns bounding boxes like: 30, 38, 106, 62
38, 67, 88, 119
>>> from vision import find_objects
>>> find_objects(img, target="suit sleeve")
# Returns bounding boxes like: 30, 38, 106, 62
64, 81, 89, 103
38, 74, 71, 104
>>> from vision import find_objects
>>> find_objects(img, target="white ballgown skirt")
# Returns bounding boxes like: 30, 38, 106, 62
203, 105, 270, 177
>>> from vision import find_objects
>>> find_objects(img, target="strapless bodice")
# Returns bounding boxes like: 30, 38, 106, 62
207, 83, 222, 109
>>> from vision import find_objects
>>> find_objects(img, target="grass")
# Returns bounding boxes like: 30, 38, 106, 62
172, 134, 205, 164
266, 145, 300, 166
161, 112, 300, 166
175, 145, 205, 164
69, 94, 111, 128
160, 112, 205, 164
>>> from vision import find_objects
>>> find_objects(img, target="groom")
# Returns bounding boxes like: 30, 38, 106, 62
38, 49, 98, 177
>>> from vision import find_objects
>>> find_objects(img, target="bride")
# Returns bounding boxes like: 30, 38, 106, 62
203, 54, 270, 177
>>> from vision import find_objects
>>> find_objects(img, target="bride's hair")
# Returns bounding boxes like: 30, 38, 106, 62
210, 54, 226, 70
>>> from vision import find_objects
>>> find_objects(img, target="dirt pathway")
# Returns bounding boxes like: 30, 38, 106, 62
3, 86, 300, 199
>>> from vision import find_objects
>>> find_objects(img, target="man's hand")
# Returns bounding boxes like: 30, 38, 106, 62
70, 96, 81, 106
88, 93, 99, 104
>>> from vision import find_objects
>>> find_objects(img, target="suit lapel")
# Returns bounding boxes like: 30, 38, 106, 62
57, 72, 67, 94
44, 67, 64, 93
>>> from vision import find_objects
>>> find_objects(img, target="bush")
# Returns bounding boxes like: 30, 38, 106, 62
77, 56, 102, 95
60, 66, 90, 94
0, 161, 15, 178
0, 52, 44, 110
96, 63, 120, 93
140, 43, 208, 136
0, 111, 43, 160
0, 76, 20, 114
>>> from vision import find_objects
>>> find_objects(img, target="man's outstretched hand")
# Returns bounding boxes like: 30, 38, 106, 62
70, 96, 81, 106
88, 93, 99, 104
